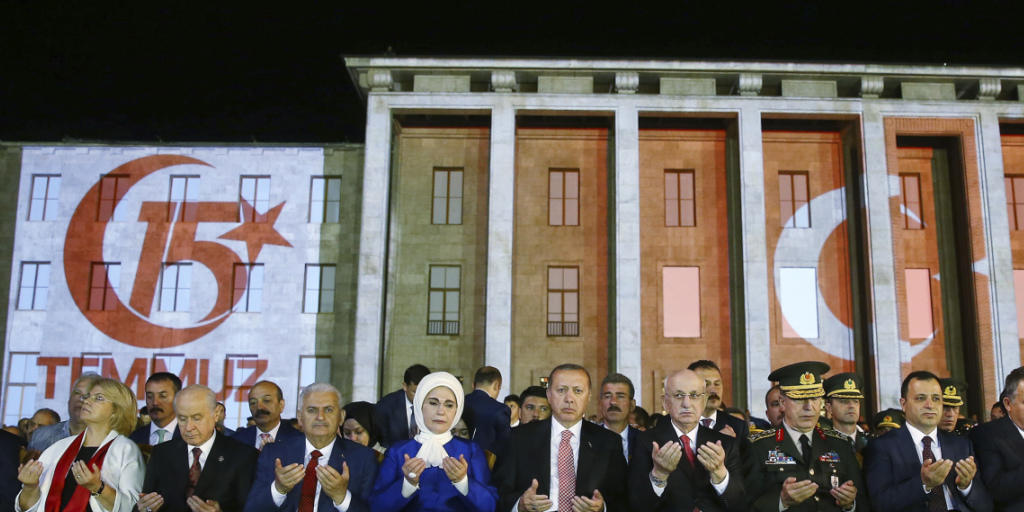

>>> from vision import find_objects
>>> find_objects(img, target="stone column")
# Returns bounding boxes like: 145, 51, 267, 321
738, 105, 773, 408
978, 109, 1021, 386
861, 104, 902, 408
352, 96, 392, 402
485, 99, 516, 398
614, 105, 643, 401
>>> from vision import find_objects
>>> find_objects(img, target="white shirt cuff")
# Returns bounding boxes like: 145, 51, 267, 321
711, 471, 729, 494
270, 482, 287, 506
960, 482, 973, 495
402, 478, 418, 498
453, 475, 469, 496
650, 473, 667, 497
333, 490, 351, 511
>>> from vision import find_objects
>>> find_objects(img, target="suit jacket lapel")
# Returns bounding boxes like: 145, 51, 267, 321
194, 434, 225, 496
536, 420, 552, 496
781, 429, 805, 466
896, 426, 923, 475
576, 423, 598, 493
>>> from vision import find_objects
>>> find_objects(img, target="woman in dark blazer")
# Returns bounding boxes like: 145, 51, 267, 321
370, 372, 497, 512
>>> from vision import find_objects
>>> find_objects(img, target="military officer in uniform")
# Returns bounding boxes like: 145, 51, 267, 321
938, 378, 970, 435
870, 409, 903, 436
823, 373, 870, 456
744, 361, 864, 512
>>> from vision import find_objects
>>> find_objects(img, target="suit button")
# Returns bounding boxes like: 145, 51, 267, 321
809, 469, 815, 476
814, 496, 820, 502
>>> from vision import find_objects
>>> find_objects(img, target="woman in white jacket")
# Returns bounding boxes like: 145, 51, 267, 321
16, 377, 144, 512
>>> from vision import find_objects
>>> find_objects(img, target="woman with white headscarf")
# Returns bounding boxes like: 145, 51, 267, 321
370, 371, 497, 512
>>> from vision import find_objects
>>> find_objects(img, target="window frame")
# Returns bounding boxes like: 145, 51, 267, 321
308, 176, 342, 223
28, 174, 60, 221
426, 265, 461, 335
17, 261, 50, 311
778, 170, 811, 229
239, 175, 271, 222
664, 169, 696, 227
546, 266, 580, 337
548, 168, 580, 227
88, 262, 120, 311
302, 264, 336, 313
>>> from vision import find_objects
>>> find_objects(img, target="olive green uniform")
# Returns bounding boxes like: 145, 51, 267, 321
744, 425, 866, 511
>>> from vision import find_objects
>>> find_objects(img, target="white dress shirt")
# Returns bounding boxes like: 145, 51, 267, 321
254, 421, 282, 449
270, 438, 352, 511
650, 422, 730, 496
150, 417, 178, 445
905, 422, 971, 509
1015, 421, 1024, 440
187, 432, 217, 469
698, 411, 718, 430
510, 420, 584, 512
601, 423, 630, 461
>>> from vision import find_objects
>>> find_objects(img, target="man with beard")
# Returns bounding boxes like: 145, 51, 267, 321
233, 380, 303, 451
687, 361, 748, 441
130, 372, 184, 446
597, 373, 640, 462
823, 373, 870, 455
519, 386, 552, 425
629, 369, 746, 512
28, 372, 101, 452
938, 378, 967, 435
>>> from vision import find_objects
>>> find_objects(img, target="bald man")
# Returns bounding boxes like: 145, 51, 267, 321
141, 385, 259, 512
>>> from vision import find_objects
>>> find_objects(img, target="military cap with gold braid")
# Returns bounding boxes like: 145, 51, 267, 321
872, 408, 905, 430
823, 372, 865, 399
939, 378, 966, 407
767, 361, 831, 399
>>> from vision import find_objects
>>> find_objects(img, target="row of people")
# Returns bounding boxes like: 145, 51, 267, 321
8, 360, 1024, 511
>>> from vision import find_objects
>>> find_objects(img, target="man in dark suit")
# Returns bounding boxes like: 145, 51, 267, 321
629, 369, 745, 512
0, 428, 22, 512
864, 370, 991, 512
375, 364, 430, 447
493, 363, 627, 512
244, 383, 377, 512
232, 381, 304, 451
140, 385, 259, 512
971, 366, 1024, 511
745, 361, 863, 512
938, 378, 967, 435
688, 360, 749, 441
597, 373, 640, 462
130, 372, 184, 447
463, 366, 511, 454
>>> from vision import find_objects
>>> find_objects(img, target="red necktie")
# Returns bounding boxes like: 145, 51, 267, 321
921, 437, 946, 512
557, 430, 575, 510
299, 450, 322, 512
186, 447, 201, 498
680, 434, 696, 467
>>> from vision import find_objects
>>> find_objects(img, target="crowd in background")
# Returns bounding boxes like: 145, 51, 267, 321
1, 358, 1023, 511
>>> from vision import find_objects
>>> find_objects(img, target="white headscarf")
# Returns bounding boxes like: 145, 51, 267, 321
412, 371, 465, 467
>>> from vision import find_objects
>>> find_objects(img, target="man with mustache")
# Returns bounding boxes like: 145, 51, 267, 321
131, 372, 184, 447
597, 373, 640, 462
29, 372, 102, 452
233, 380, 303, 451
688, 361, 748, 442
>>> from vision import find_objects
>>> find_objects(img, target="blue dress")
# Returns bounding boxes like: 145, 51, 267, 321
370, 437, 498, 512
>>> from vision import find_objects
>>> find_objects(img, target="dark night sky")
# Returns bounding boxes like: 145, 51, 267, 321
2, 2, 1022, 144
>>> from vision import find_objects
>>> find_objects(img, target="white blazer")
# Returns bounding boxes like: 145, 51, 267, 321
15, 430, 144, 512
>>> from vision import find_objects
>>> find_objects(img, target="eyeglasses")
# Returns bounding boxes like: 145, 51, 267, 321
81, 393, 107, 403
668, 392, 707, 402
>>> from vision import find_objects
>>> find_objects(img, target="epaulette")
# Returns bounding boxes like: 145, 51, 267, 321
749, 428, 778, 442
819, 427, 847, 440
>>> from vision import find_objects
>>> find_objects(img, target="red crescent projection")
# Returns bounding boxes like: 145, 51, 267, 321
63, 154, 240, 349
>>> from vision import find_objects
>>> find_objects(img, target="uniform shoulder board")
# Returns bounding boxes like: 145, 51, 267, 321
820, 427, 846, 440
749, 428, 778, 442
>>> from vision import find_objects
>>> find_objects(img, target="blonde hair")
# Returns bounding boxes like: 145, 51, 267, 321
89, 378, 138, 435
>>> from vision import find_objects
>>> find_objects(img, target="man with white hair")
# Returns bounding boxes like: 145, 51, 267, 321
244, 382, 378, 512
139, 385, 259, 512
29, 372, 102, 452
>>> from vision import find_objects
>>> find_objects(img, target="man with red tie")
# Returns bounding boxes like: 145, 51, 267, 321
140, 385, 259, 512
244, 383, 378, 512
628, 369, 745, 512
493, 364, 627, 511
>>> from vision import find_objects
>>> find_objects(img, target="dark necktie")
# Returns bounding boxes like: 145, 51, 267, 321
922, 436, 946, 512
701, 418, 712, 429
299, 450, 322, 512
186, 447, 202, 498
680, 434, 696, 467
409, 405, 418, 438
799, 434, 812, 468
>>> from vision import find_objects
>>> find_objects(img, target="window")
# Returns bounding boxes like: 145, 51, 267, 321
547, 267, 579, 336
303, 264, 336, 313
309, 177, 342, 223
159, 263, 191, 312
88, 262, 120, 311
1005, 175, 1024, 231
665, 170, 695, 227
662, 267, 700, 337
298, 355, 332, 402
97, 175, 130, 222
169, 175, 200, 221
239, 176, 271, 222
17, 262, 49, 311
779, 267, 819, 339
549, 169, 580, 226
28, 174, 60, 221
432, 169, 463, 225
900, 173, 924, 229
905, 268, 934, 338
778, 171, 810, 228
427, 266, 460, 335
232, 263, 264, 313
3, 353, 39, 427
